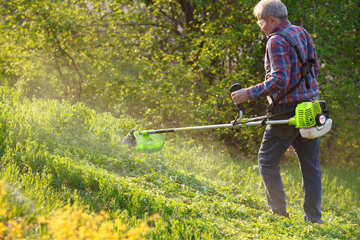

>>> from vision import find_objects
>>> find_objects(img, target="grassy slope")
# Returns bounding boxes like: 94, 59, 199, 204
0, 94, 359, 239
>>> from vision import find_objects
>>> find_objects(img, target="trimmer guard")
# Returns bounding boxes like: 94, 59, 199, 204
134, 131, 165, 153
299, 118, 332, 139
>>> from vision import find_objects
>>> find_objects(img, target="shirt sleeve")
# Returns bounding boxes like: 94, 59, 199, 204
246, 36, 291, 100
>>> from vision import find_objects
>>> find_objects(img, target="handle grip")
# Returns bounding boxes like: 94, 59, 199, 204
230, 83, 243, 112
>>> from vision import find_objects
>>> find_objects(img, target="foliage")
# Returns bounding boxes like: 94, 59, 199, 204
0, 89, 359, 239
0, 0, 359, 162
0, 180, 154, 239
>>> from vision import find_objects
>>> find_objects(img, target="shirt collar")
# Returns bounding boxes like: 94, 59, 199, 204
270, 20, 291, 35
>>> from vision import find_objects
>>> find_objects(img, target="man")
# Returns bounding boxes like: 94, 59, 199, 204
231, 0, 322, 223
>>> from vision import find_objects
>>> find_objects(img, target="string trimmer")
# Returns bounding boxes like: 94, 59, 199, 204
122, 83, 332, 153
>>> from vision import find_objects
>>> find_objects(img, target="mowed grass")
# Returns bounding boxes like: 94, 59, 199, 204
0, 91, 359, 239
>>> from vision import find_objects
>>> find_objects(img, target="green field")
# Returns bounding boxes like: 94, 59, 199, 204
0, 89, 359, 239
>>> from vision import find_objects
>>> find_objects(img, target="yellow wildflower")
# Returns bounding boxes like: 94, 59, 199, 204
0, 207, 7, 216
7, 219, 24, 240
37, 215, 49, 224
0, 222, 7, 238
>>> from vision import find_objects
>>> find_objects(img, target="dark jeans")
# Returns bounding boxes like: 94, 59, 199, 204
258, 124, 322, 222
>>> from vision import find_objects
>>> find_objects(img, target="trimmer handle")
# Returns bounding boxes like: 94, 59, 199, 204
230, 83, 243, 112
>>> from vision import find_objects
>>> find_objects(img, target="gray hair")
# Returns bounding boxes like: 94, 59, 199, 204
254, 0, 288, 20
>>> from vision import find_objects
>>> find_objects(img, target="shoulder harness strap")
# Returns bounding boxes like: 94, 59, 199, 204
267, 29, 315, 113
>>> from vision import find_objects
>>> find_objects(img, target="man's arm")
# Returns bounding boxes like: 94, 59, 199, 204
246, 37, 292, 100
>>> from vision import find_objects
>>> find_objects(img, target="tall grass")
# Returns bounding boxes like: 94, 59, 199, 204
0, 88, 359, 239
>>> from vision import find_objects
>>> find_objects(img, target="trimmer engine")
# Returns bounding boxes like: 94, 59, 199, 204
289, 100, 332, 139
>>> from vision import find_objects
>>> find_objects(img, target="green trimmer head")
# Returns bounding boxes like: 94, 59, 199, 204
122, 129, 165, 153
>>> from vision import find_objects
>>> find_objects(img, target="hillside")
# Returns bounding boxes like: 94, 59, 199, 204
1, 0, 359, 238
0, 89, 359, 239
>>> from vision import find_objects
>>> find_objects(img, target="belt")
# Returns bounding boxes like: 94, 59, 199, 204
268, 101, 305, 120
270, 101, 303, 114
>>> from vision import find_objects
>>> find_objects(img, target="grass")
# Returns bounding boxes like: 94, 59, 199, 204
0, 89, 359, 239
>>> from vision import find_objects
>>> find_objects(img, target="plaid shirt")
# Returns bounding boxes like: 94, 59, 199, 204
247, 20, 320, 104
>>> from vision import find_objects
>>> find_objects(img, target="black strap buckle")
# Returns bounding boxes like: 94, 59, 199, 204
301, 59, 315, 89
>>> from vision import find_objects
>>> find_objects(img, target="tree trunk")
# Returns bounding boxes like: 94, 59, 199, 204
177, 0, 194, 27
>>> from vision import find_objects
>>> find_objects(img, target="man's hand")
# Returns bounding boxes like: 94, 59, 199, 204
231, 89, 249, 105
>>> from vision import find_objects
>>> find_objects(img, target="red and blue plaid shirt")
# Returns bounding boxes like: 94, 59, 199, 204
247, 20, 320, 104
